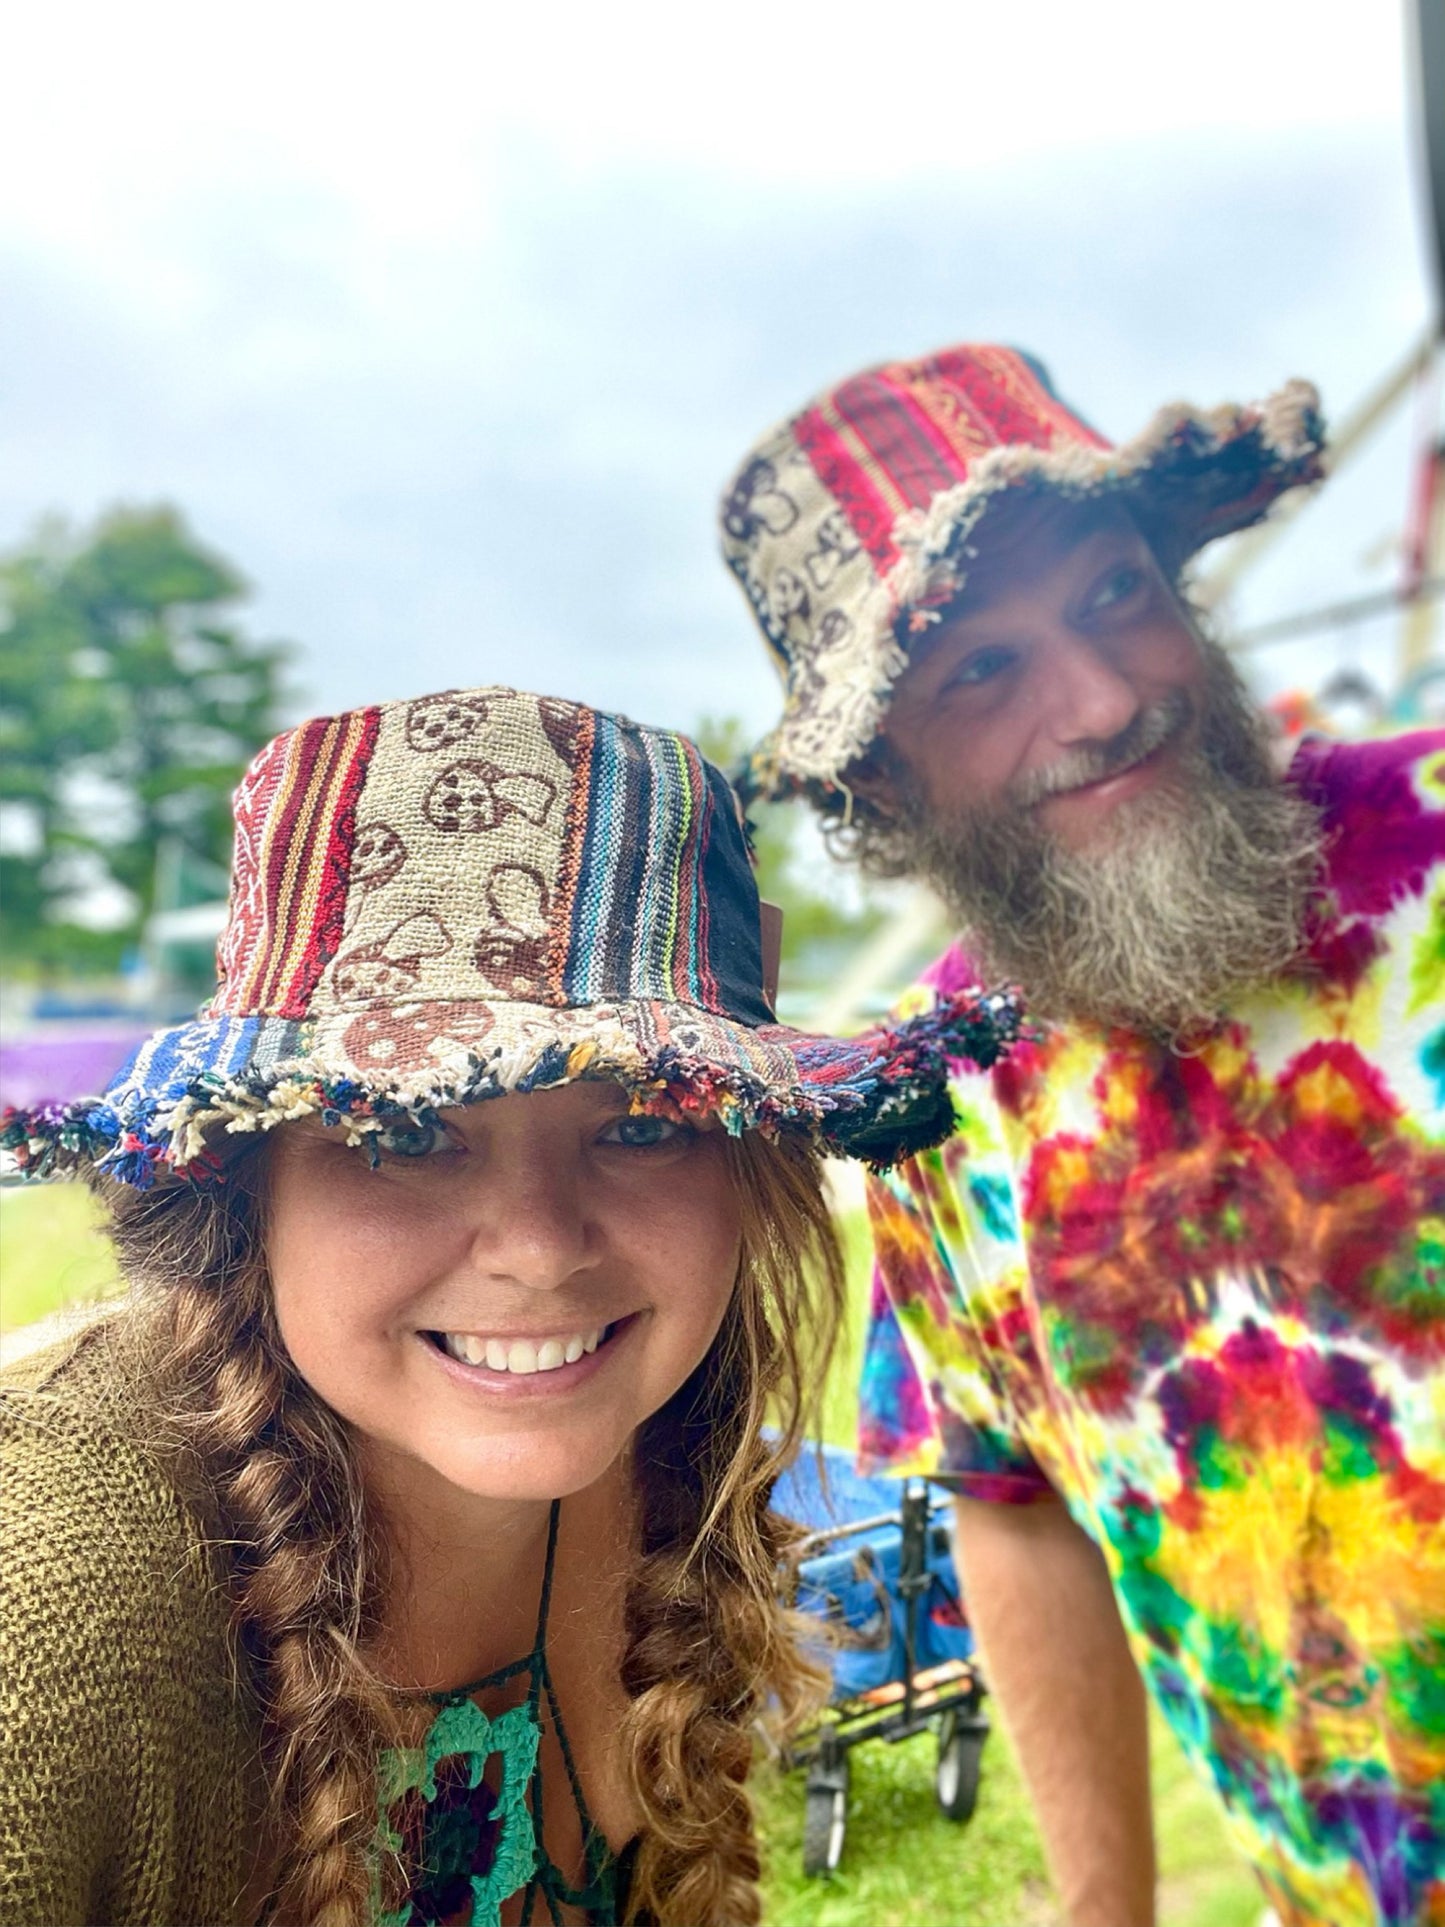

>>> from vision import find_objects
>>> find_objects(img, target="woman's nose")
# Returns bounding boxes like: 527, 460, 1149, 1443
462, 1149, 597, 1292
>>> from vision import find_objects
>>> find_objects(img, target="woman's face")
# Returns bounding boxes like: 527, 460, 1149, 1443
266, 1080, 741, 1507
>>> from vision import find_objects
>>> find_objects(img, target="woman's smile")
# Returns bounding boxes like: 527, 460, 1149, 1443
424, 1313, 639, 1393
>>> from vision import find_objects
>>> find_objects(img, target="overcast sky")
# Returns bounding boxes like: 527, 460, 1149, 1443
1, 0, 1438, 743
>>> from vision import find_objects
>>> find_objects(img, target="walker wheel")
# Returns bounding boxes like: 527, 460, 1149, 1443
802, 1751, 850, 1876
935, 1709, 985, 1823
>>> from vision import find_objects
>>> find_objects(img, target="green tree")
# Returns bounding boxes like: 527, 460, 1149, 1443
0, 507, 289, 970
693, 714, 883, 977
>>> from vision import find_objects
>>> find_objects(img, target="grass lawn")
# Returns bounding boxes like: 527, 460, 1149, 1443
0, 1182, 122, 1333
1, 1180, 1262, 1925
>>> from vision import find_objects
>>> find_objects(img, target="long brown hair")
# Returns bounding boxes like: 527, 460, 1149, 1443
96, 1121, 844, 1926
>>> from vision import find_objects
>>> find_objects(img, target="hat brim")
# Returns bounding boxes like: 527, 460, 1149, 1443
0, 984, 1023, 1186
746, 379, 1326, 800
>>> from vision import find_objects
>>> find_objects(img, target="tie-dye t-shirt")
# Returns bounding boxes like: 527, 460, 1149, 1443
859, 731, 1445, 1927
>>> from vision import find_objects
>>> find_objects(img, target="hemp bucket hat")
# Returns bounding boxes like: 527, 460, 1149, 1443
718, 341, 1327, 802
1, 686, 1022, 1188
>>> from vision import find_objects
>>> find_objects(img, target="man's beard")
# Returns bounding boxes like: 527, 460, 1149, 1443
899, 640, 1325, 1038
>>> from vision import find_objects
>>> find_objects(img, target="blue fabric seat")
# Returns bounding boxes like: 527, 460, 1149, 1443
774, 1445, 974, 1702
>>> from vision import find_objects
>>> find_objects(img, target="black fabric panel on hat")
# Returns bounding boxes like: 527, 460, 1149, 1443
695, 760, 773, 1026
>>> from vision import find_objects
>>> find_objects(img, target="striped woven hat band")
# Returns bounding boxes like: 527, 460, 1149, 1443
210, 688, 769, 1030
786, 347, 1105, 575
719, 342, 1326, 797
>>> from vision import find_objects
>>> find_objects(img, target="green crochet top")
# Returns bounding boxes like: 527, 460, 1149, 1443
376, 1500, 624, 1927
0, 1329, 627, 1927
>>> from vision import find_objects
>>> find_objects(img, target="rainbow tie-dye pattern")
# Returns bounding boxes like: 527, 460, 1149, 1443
859, 731, 1445, 1926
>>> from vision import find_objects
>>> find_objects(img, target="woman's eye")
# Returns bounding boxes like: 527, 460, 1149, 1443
598, 1114, 684, 1149
944, 644, 1015, 692
371, 1119, 460, 1161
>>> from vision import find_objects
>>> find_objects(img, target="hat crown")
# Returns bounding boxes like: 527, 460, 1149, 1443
210, 686, 770, 1034
720, 345, 1104, 671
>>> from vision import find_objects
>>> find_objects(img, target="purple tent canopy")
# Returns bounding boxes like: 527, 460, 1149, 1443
0, 1029, 152, 1113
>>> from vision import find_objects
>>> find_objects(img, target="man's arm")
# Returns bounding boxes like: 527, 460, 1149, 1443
952, 1492, 1156, 1927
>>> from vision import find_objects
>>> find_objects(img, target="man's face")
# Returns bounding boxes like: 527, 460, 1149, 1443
868, 496, 1322, 1035
882, 499, 1207, 849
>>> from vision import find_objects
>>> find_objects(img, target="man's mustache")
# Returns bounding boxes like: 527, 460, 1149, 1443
1007, 690, 1193, 810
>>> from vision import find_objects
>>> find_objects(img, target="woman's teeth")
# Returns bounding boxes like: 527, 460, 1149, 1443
441, 1330, 605, 1374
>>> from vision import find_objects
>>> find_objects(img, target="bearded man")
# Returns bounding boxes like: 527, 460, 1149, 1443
719, 344, 1445, 1927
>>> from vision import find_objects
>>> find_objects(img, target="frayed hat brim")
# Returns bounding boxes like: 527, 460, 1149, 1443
1, 986, 1025, 1187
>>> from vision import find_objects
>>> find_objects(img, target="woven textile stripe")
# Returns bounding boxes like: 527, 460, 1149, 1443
220, 707, 380, 1018
675, 737, 714, 1009
832, 370, 971, 507
561, 714, 718, 1008
792, 347, 1116, 578
914, 347, 1107, 462
545, 704, 594, 1006
638, 727, 687, 999
652, 732, 724, 1011
109, 1014, 267, 1116
563, 708, 628, 1006
794, 399, 907, 572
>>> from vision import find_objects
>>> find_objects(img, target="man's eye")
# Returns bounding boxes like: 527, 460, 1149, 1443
598, 1114, 685, 1149
945, 645, 1015, 691
1088, 565, 1147, 614
371, 1119, 461, 1160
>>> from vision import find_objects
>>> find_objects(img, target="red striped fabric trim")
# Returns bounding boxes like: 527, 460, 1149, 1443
794, 401, 904, 571
795, 349, 1115, 571
240, 709, 379, 1016
274, 704, 381, 1017
224, 727, 313, 1013
832, 369, 969, 508
928, 346, 1109, 454
212, 736, 289, 1014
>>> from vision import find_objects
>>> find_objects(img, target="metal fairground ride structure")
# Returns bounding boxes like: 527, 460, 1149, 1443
1199, 0, 1444, 735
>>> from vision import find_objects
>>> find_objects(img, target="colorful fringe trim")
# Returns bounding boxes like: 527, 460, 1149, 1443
0, 987, 1024, 1189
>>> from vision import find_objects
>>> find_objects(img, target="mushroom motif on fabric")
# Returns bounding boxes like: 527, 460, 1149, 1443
803, 508, 862, 591
721, 455, 800, 543
351, 822, 409, 896
424, 762, 557, 836
535, 696, 582, 764
474, 865, 551, 994
769, 566, 812, 634
405, 692, 496, 753
789, 608, 851, 708
331, 912, 453, 1002
342, 1001, 496, 1076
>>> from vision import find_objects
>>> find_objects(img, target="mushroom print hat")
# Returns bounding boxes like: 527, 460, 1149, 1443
2, 685, 1023, 1187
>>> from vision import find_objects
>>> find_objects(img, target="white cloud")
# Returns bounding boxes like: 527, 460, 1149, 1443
3, 0, 1407, 263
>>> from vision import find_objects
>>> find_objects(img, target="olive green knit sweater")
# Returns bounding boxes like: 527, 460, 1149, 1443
1, 1327, 260, 1926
